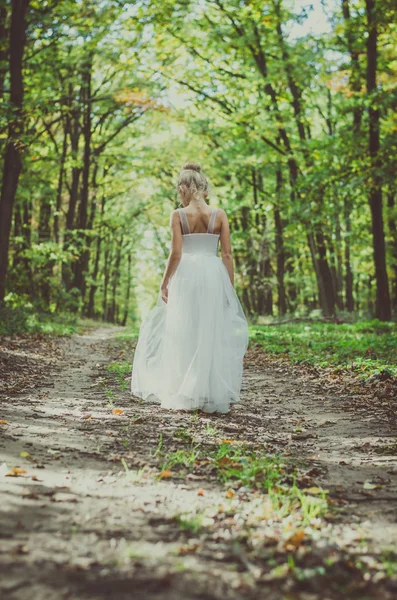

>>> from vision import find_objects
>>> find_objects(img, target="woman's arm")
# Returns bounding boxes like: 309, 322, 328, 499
219, 209, 234, 287
160, 210, 183, 303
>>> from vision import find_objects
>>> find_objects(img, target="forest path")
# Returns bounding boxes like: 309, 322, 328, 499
1, 327, 396, 600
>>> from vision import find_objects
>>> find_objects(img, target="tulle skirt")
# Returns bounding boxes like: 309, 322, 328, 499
130, 254, 249, 413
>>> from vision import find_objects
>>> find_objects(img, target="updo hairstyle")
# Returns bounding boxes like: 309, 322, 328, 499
177, 161, 209, 202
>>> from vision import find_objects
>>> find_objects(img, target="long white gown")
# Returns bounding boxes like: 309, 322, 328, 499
130, 207, 249, 413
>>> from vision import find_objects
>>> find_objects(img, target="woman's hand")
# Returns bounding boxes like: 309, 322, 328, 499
161, 285, 168, 304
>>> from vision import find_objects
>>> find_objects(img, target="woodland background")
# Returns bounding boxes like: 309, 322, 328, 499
0, 0, 396, 330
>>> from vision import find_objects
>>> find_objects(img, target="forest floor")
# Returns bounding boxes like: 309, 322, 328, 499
1, 325, 397, 600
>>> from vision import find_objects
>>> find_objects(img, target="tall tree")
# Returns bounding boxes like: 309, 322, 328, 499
365, 0, 391, 320
0, 0, 29, 303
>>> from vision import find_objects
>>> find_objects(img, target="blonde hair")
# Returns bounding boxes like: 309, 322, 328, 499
177, 161, 209, 202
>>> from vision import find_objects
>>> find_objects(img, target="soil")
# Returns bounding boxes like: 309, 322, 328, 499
1, 326, 396, 600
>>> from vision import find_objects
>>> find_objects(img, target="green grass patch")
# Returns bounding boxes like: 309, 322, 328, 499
106, 361, 131, 391
160, 441, 328, 527
114, 325, 140, 341
250, 319, 397, 376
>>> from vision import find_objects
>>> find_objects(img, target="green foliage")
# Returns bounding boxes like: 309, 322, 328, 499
0, 304, 79, 337
250, 320, 397, 375
2, 0, 397, 325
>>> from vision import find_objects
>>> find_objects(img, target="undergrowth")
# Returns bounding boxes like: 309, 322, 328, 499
250, 319, 397, 376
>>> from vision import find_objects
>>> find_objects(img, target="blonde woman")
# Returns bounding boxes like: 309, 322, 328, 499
131, 162, 248, 413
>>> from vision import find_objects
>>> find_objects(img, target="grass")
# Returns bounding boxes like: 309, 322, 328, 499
162, 446, 200, 471
106, 361, 131, 391
159, 441, 328, 528
249, 319, 397, 376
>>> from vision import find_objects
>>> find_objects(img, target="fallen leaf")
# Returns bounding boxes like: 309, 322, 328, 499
52, 493, 77, 503
363, 481, 381, 490
285, 529, 305, 549
292, 432, 318, 440
31, 475, 42, 482
0, 419, 8, 425
112, 409, 124, 416
225, 489, 234, 498
197, 488, 205, 496
218, 456, 233, 466
178, 543, 200, 555
159, 470, 172, 479
303, 486, 324, 495
7, 467, 28, 477
20, 451, 31, 459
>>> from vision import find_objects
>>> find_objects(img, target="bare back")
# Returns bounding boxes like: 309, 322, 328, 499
181, 205, 221, 235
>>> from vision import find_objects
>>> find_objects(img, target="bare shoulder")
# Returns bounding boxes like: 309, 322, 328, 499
169, 209, 181, 226
216, 208, 228, 221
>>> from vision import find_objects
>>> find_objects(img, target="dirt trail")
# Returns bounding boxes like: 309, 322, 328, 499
1, 327, 396, 600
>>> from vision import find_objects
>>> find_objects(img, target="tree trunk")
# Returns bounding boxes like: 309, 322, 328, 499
0, 2, 9, 101
108, 237, 122, 323
62, 87, 81, 291
103, 243, 111, 321
274, 165, 287, 316
72, 54, 92, 296
38, 189, 53, 305
0, 0, 29, 304
86, 194, 105, 318
54, 119, 68, 244
365, 0, 391, 320
387, 190, 397, 311
344, 196, 354, 311
121, 251, 132, 326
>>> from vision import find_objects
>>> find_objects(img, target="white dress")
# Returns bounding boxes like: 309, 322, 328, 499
130, 207, 249, 413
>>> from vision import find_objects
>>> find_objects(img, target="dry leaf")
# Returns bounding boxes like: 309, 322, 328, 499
363, 481, 381, 490
225, 489, 234, 498
218, 456, 233, 466
0, 420, 8, 425
178, 543, 199, 555
303, 486, 323, 495
285, 529, 305, 549
20, 451, 31, 459
159, 470, 172, 479
292, 432, 317, 440
6, 467, 28, 477
112, 409, 124, 416
197, 488, 205, 496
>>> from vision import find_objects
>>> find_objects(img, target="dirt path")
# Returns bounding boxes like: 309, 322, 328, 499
1, 327, 396, 600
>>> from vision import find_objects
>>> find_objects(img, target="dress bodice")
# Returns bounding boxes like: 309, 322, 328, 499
178, 207, 220, 256
182, 233, 220, 256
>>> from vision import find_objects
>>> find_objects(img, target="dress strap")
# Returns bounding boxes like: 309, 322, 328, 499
207, 208, 218, 234
178, 208, 191, 235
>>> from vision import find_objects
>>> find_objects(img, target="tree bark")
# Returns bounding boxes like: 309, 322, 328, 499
365, 0, 391, 320
274, 165, 287, 316
0, 0, 29, 303
344, 196, 354, 311
86, 194, 105, 318
387, 190, 397, 311
54, 118, 68, 244
121, 251, 132, 326
0, 2, 9, 102
72, 54, 92, 296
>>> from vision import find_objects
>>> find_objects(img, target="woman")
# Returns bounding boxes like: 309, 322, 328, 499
131, 161, 248, 413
